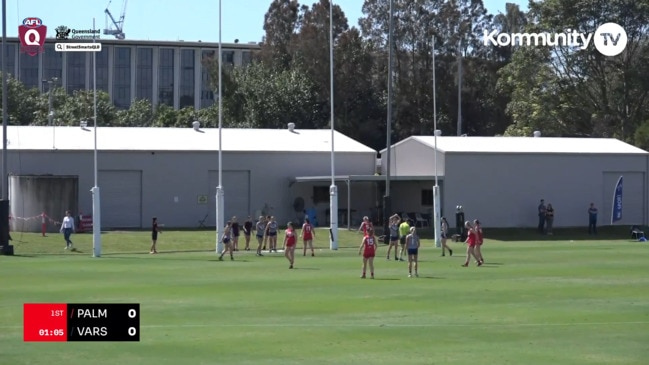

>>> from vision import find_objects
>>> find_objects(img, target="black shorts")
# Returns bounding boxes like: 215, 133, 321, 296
223, 238, 230, 244
390, 236, 398, 241
407, 248, 418, 256
441, 232, 447, 239
152, 233, 158, 240
399, 236, 406, 245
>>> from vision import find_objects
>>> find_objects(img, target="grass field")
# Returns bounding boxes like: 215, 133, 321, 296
1, 228, 648, 364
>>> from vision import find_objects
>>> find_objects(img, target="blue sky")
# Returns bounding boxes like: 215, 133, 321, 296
5, 0, 526, 43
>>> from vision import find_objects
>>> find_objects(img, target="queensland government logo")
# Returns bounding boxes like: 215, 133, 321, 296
18, 17, 47, 56
55, 25, 100, 40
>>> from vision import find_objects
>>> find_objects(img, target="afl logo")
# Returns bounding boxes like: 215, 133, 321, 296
22, 17, 43, 27
18, 17, 47, 57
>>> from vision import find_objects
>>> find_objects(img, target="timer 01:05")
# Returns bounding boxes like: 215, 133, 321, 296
39, 329, 65, 336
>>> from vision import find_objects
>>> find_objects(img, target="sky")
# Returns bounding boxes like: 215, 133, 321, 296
3, 0, 527, 43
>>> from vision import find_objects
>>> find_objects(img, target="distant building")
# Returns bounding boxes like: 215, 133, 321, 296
1, 125, 377, 230
3, 37, 259, 110
381, 134, 649, 228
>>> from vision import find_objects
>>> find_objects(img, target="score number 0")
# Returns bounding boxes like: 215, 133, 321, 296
128, 308, 137, 337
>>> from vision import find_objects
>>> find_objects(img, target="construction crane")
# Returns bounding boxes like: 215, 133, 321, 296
103, 0, 128, 40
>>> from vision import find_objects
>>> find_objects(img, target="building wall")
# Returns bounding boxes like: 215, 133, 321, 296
389, 180, 443, 217
5, 39, 257, 110
381, 139, 445, 176
3, 150, 376, 229
443, 153, 649, 228
290, 181, 376, 228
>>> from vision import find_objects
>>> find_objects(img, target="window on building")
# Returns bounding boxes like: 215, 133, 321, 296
42, 44, 62, 86
200, 50, 215, 108
66, 52, 86, 93
222, 51, 234, 65
158, 48, 175, 107
113, 47, 132, 109
421, 189, 434, 206
136, 48, 153, 102
241, 51, 252, 66
179, 49, 195, 108
313, 186, 330, 204
94, 46, 109, 93
18, 52, 39, 90
3, 44, 16, 78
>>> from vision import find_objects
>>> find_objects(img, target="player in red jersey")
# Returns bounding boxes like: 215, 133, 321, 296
283, 222, 297, 269
473, 219, 484, 264
300, 218, 316, 257
358, 216, 373, 236
461, 221, 482, 267
358, 226, 378, 278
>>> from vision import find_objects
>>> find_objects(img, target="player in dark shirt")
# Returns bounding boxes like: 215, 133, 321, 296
243, 216, 253, 251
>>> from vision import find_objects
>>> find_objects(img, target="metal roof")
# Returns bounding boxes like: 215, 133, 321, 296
2, 126, 376, 153
380, 136, 648, 155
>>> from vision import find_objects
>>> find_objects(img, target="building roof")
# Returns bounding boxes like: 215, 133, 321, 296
380, 136, 649, 155
2, 126, 376, 153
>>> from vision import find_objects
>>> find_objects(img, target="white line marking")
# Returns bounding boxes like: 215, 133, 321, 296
1, 321, 647, 330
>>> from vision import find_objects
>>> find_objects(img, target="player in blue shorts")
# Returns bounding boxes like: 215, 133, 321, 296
218, 221, 234, 261
406, 226, 420, 277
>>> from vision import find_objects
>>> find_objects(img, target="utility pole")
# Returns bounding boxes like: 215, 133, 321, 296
43, 77, 58, 126
383, 0, 394, 243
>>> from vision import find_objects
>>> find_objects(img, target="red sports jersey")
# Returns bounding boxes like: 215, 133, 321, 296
286, 229, 296, 246
363, 236, 376, 257
302, 223, 313, 240
476, 226, 484, 244
466, 229, 477, 246
362, 222, 372, 235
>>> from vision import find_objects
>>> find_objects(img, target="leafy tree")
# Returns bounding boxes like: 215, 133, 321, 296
55, 90, 116, 127
151, 104, 177, 127
260, 0, 302, 70
500, 0, 649, 140
334, 27, 385, 150
0, 74, 42, 124
115, 99, 154, 127
227, 61, 325, 129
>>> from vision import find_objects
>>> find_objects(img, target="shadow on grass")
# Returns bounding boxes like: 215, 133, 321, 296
293, 267, 320, 270
416, 276, 444, 279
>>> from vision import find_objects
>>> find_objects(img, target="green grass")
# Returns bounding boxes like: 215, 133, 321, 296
1, 229, 648, 364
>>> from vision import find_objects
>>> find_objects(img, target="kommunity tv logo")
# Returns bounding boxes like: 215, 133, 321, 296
483, 22, 628, 57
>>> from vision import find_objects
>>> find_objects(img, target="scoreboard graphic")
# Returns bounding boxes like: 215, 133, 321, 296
24, 303, 140, 342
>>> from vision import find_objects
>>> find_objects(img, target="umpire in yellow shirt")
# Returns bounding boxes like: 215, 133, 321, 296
398, 217, 410, 261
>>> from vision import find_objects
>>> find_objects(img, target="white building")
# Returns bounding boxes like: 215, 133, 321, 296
381, 134, 649, 228
1, 125, 377, 230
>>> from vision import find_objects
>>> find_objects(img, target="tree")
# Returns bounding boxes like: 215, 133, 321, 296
334, 27, 386, 150
151, 104, 177, 127
292, 0, 349, 108
491, 2, 528, 62
500, 0, 649, 140
226, 61, 325, 129
260, 0, 302, 70
55, 90, 117, 127
115, 99, 154, 127
0, 74, 42, 125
